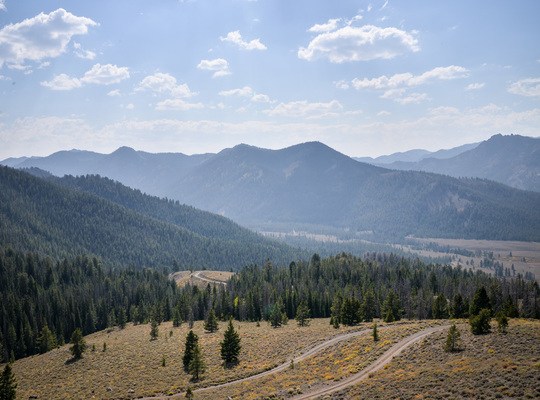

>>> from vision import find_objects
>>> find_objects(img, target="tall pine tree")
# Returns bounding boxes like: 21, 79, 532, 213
0, 364, 17, 400
220, 319, 241, 366
183, 330, 199, 371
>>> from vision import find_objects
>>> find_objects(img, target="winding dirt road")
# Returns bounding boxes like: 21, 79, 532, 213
293, 324, 449, 399
139, 324, 448, 400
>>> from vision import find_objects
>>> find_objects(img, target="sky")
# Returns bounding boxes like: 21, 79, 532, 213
0, 0, 539, 159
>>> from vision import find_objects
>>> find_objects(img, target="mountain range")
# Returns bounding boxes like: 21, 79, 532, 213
356, 134, 539, 192
2, 134, 540, 242
0, 166, 302, 269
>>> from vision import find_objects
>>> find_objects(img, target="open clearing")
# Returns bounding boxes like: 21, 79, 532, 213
406, 238, 540, 280
169, 270, 234, 287
8, 318, 539, 399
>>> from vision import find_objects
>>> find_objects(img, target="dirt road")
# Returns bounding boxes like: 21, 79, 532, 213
292, 324, 449, 399
139, 324, 448, 400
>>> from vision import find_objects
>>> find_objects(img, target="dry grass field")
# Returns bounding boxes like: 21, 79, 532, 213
8, 318, 539, 400
169, 270, 234, 287
340, 319, 540, 399
406, 238, 540, 280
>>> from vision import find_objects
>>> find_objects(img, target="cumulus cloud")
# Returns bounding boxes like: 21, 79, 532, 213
263, 100, 342, 118
465, 82, 485, 91
220, 31, 267, 51
41, 63, 129, 90
251, 93, 271, 103
219, 86, 254, 97
107, 89, 121, 97
155, 98, 204, 111
73, 42, 96, 60
351, 65, 469, 90
40, 73, 82, 90
308, 18, 341, 33
298, 25, 419, 63
508, 78, 540, 97
0, 1, 5, 11
0, 8, 97, 68
137, 72, 196, 98
197, 58, 231, 78
80, 63, 129, 85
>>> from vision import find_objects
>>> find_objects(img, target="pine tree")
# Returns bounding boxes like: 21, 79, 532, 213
330, 295, 342, 327
188, 344, 205, 381
0, 364, 17, 400
173, 306, 183, 328
444, 324, 462, 352
432, 294, 449, 319
37, 325, 57, 354
295, 301, 310, 327
150, 320, 159, 340
470, 308, 492, 335
496, 312, 508, 334
362, 289, 376, 322
69, 328, 87, 360
382, 291, 401, 323
269, 299, 286, 328
183, 330, 199, 371
373, 323, 379, 342
117, 308, 127, 329
451, 293, 466, 318
220, 319, 241, 366
204, 309, 219, 333
470, 287, 491, 316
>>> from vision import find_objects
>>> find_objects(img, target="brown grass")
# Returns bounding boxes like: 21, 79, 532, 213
338, 319, 540, 399
169, 270, 234, 288
11, 319, 360, 399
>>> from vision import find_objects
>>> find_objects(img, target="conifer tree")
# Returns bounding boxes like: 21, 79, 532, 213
382, 290, 401, 323
450, 293, 466, 318
37, 325, 57, 354
432, 294, 449, 319
0, 363, 17, 400
183, 330, 199, 371
150, 320, 159, 340
189, 344, 205, 381
173, 306, 182, 328
470, 308, 492, 335
330, 295, 342, 327
269, 299, 287, 328
69, 328, 87, 360
444, 324, 462, 352
204, 309, 219, 333
220, 319, 241, 366
373, 323, 379, 342
470, 287, 491, 316
496, 312, 508, 334
295, 301, 310, 327
362, 289, 376, 322
117, 308, 127, 329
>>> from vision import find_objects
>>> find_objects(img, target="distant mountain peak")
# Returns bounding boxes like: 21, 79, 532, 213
112, 146, 137, 154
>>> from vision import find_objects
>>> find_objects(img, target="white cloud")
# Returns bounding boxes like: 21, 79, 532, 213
125, 103, 135, 110
136, 73, 196, 98
508, 78, 540, 97
155, 99, 204, 111
263, 100, 342, 118
0, 1, 6, 11
251, 93, 271, 103
40, 73, 82, 90
220, 31, 267, 51
73, 42, 96, 60
219, 86, 254, 97
334, 80, 350, 90
308, 18, 341, 33
352, 65, 469, 90
197, 58, 231, 78
0, 8, 97, 68
465, 82, 485, 91
298, 25, 419, 63
107, 89, 121, 97
41, 63, 129, 90
80, 63, 129, 85
395, 92, 429, 104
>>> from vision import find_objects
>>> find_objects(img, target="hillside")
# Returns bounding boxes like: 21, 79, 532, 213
0, 166, 302, 269
4, 140, 540, 241
167, 142, 540, 241
383, 134, 540, 191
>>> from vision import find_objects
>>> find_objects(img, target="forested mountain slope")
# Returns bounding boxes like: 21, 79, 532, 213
0, 166, 302, 269
383, 134, 540, 191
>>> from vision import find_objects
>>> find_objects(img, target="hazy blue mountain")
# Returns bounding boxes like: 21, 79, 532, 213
0, 166, 302, 269
354, 141, 479, 165
384, 135, 540, 192
1, 147, 213, 197
164, 141, 540, 241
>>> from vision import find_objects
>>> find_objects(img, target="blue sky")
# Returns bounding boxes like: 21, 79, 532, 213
0, 0, 539, 159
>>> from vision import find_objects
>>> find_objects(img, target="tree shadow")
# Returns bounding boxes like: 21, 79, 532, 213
223, 360, 239, 369
64, 356, 81, 365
